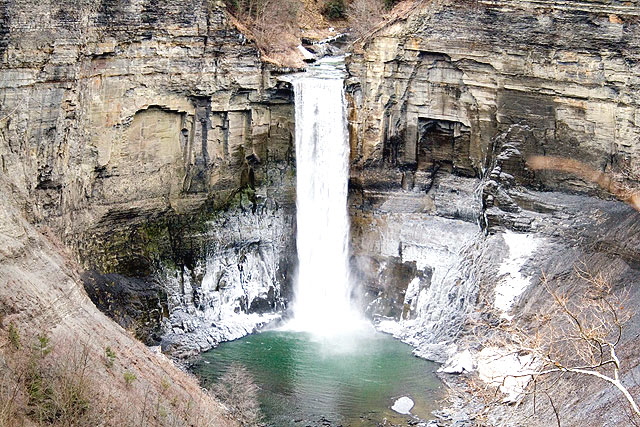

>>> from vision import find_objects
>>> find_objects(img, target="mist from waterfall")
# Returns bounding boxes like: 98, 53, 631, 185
285, 60, 365, 337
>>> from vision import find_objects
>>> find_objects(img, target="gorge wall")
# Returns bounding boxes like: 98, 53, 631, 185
2, 0, 640, 425
1, 0, 298, 356
346, 0, 640, 424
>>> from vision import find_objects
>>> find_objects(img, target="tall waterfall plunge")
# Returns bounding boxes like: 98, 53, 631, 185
287, 61, 364, 336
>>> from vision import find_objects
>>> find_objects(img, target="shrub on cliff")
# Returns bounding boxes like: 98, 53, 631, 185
0, 332, 100, 426
322, 0, 346, 19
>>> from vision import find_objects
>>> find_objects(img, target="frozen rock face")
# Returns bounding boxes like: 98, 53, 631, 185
350, 183, 483, 362
346, 1, 640, 424
0, 1, 297, 349
346, 0, 640, 330
161, 208, 295, 356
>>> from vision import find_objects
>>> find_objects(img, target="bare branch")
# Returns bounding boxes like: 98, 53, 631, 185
544, 391, 561, 427
478, 266, 639, 421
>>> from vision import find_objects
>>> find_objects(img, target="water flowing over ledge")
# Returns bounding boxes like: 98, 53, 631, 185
284, 57, 367, 337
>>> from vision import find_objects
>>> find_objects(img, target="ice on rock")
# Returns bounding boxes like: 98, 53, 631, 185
438, 349, 475, 374
391, 396, 414, 414
477, 346, 537, 403
161, 210, 288, 354
494, 231, 541, 317
372, 214, 481, 362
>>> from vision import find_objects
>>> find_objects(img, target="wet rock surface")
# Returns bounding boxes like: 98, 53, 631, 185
82, 271, 168, 345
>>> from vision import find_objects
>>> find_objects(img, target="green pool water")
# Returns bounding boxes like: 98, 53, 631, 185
194, 329, 444, 426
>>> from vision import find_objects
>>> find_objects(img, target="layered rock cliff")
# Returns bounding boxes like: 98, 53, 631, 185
1, 0, 298, 356
346, 0, 640, 424
0, 0, 297, 423
2, 0, 640, 424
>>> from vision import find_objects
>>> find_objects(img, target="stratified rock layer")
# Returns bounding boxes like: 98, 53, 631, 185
348, 0, 640, 188
2, 0, 640, 424
1, 1, 296, 352
346, 1, 640, 424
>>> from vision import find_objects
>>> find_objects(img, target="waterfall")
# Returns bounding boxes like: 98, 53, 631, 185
286, 61, 363, 336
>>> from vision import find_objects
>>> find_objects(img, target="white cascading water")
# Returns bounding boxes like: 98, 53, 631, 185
286, 60, 364, 337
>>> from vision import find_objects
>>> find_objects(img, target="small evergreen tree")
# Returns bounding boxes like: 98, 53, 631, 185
322, 0, 346, 19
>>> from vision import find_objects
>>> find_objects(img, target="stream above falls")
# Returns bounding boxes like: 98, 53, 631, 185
194, 329, 444, 426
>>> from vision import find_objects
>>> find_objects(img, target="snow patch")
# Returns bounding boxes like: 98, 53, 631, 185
494, 231, 540, 317
477, 346, 536, 403
297, 45, 315, 61
376, 318, 404, 336
438, 349, 475, 374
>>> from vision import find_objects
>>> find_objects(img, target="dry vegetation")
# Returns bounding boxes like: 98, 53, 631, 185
0, 324, 234, 427
223, 0, 303, 66
0, 191, 237, 427
347, 0, 385, 37
465, 265, 640, 425
461, 157, 640, 424
221, 0, 404, 66
527, 155, 640, 212
507, 270, 637, 421
210, 363, 262, 426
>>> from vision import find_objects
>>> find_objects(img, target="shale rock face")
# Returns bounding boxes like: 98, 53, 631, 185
1, 1, 296, 351
348, 0, 640, 186
346, 1, 640, 424
347, 0, 640, 334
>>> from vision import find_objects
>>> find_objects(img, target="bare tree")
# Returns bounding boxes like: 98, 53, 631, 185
348, 0, 385, 38
223, 0, 301, 63
478, 268, 639, 422
210, 362, 262, 426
